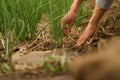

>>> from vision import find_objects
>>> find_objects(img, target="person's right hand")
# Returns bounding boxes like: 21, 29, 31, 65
60, 10, 77, 36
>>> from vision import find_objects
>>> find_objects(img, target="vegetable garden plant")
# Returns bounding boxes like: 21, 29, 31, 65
0, 0, 91, 61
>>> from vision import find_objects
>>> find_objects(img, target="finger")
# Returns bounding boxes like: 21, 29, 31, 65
60, 15, 68, 30
76, 39, 84, 46
76, 36, 86, 46
64, 29, 69, 36
63, 22, 74, 36
68, 22, 74, 32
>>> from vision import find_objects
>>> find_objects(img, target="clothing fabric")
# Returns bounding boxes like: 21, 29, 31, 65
96, 0, 113, 9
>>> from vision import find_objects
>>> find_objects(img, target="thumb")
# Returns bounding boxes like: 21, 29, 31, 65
60, 15, 68, 30
64, 22, 74, 36
67, 22, 74, 32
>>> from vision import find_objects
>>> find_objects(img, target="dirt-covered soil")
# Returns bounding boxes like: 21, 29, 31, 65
0, 0, 120, 80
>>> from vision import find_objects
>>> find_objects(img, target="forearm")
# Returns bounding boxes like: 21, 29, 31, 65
76, 5, 107, 46
70, 0, 83, 12
88, 0, 113, 27
89, 5, 106, 27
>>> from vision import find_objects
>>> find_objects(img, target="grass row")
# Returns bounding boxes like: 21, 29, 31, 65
0, 0, 91, 60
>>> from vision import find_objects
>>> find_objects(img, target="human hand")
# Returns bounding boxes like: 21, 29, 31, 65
75, 5, 106, 46
60, 10, 77, 36
75, 25, 98, 46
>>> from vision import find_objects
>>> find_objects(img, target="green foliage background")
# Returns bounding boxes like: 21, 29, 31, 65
0, 0, 91, 57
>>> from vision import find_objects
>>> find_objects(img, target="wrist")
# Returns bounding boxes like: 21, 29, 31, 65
89, 5, 106, 26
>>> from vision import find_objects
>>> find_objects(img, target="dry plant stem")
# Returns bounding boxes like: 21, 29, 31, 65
5, 38, 9, 60
99, 25, 114, 36
99, 25, 106, 33
29, 15, 63, 48
23, 40, 47, 54
78, 20, 89, 26
28, 34, 41, 48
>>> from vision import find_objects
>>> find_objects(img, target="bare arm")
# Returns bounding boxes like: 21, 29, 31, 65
70, 0, 83, 12
76, 5, 107, 46
60, 0, 83, 36
61, 0, 113, 46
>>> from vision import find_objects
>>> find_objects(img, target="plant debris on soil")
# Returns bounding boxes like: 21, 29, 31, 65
0, 1, 120, 80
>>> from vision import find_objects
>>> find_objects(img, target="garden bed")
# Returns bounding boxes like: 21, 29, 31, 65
0, 1, 120, 80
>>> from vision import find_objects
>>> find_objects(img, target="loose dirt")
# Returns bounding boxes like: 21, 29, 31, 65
0, 1, 120, 80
